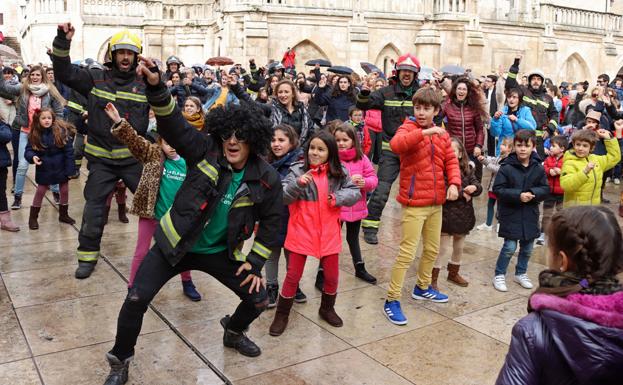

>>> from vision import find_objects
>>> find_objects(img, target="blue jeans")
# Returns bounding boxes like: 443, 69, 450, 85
494, 238, 534, 276
14, 131, 58, 196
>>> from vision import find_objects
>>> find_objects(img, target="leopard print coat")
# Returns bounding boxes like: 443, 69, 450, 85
111, 120, 164, 219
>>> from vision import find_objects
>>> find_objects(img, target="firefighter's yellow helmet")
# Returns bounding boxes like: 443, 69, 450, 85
107, 29, 142, 59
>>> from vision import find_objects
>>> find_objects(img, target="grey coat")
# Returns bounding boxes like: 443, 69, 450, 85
0, 77, 64, 129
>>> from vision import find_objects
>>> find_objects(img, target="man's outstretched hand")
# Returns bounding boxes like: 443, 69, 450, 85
136, 55, 160, 86
57, 23, 75, 40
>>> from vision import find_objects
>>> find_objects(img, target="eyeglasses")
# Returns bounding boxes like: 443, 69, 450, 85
220, 130, 247, 143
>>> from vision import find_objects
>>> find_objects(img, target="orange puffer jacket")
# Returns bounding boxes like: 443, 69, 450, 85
390, 118, 462, 206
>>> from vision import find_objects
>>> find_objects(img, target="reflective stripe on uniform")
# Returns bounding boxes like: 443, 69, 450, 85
549, 119, 558, 128
67, 101, 85, 113
77, 250, 99, 262
507, 72, 517, 79
91, 88, 117, 102
85, 143, 132, 159
536, 99, 549, 108
233, 248, 246, 262
160, 210, 181, 247
251, 240, 271, 259
52, 47, 70, 57
90, 88, 147, 103
197, 160, 219, 184
384, 100, 413, 107
362, 219, 380, 229
151, 97, 176, 117
232, 196, 253, 208
117, 91, 147, 103
381, 141, 393, 152
535, 130, 544, 137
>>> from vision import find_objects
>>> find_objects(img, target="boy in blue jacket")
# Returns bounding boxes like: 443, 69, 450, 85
492, 129, 549, 292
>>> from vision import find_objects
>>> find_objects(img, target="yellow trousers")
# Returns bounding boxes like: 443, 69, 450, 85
387, 205, 442, 301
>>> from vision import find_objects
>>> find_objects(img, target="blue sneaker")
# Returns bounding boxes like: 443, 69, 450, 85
383, 300, 408, 325
412, 285, 448, 303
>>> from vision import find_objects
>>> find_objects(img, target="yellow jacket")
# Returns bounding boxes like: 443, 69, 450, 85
560, 137, 621, 206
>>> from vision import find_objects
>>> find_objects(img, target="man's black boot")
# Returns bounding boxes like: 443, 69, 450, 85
220, 315, 261, 357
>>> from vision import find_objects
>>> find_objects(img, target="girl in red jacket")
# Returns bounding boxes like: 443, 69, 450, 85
269, 130, 360, 336
539, 135, 568, 244
334, 123, 378, 283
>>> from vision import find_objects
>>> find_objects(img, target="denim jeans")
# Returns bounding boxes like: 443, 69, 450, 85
494, 238, 534, 276
14, 131, 59, 196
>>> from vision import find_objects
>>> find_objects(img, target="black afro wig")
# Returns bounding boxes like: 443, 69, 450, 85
204, 102, 273, 156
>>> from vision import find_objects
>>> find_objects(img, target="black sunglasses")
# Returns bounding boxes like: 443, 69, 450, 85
220, 130, 248, 143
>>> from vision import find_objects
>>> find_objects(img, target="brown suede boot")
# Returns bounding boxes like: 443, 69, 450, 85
447, 263, 469, 287
0, 210, 20, 232
117, 204, 129, 223
269, 295, 294, 336
431, 267, 441, 291
28, 206, 41, 230
58, 205, 76, 225
319, 292, 343, 327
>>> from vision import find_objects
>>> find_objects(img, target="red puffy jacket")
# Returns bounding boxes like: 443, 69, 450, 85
364, 109, 382, 133
442, 99, 484, 154
543, 154, 564, 195
390, 118, 462, 207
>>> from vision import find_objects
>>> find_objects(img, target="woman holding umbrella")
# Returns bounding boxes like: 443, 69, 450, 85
441, 77, 487, 181
313, 75, 357, 122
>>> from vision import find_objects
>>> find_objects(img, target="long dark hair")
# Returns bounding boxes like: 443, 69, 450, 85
333, 122, 363, 161
548, 206, 623, 294
331, 75, 356, 102
449, 77, 487, 119
303, 130, 345, 179
450, 137, 470, 175
29, 107, 75, 151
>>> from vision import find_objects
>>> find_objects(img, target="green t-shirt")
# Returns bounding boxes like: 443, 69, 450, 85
191, 168, 245, 254
154, 157, 187, 220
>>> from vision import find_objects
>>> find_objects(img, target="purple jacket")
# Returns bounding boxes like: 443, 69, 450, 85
496, 291, 623, 385
338, 149, 377, 222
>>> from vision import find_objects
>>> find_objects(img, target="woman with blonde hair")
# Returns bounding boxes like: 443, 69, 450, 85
0, 62, 65, 209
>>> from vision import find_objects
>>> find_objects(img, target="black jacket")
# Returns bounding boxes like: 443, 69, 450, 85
52, 31, 149, 167
493, 152, 549, 240
356, 81, 419, 143
506, 60, 558, 135
66, 88, 89, 135
146, 81, 282, 274
0, 122, 11, 168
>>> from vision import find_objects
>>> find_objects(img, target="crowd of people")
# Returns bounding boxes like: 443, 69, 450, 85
0, 23, 622, 385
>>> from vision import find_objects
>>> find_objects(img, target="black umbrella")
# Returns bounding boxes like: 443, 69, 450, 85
327, 65, 354, 75
360, 62, 382, 74
305, 58, 332, 67
440, 64, 466, 75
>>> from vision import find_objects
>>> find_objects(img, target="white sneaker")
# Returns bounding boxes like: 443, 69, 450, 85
493, 275, 508, 292
606, 177, 612, 183
615, 178, 621, 185
513, 274, 534, 289
476, 223, 492, 231
536, 233, 545, 245
496, 223, 500, 233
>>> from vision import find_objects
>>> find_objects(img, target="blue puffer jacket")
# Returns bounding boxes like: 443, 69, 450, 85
270, 147, 302, 246
490, 105, 536, 156
492, 152, 549, 241
24, 129, 74, 185
314, 87, 356, 122
0, 122, 12, 168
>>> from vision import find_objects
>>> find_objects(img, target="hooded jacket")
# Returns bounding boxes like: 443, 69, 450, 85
490, 105, 537, 156
338, 148, 378, 222
496, 291, 623, 385
51, 31, 149, 167
441, 98, 485, 154
283, 161, 360, 258
493, 152, 549, 240
390, 118, 462, 207
560, 138, 620, 206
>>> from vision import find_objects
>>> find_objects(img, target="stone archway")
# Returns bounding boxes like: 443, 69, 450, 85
557, 53, 591, 83
290, 39, 329, 69
374, 43, 401, 76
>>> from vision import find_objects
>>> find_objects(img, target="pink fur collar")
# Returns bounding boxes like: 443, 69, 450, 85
530, 291, 623, 329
